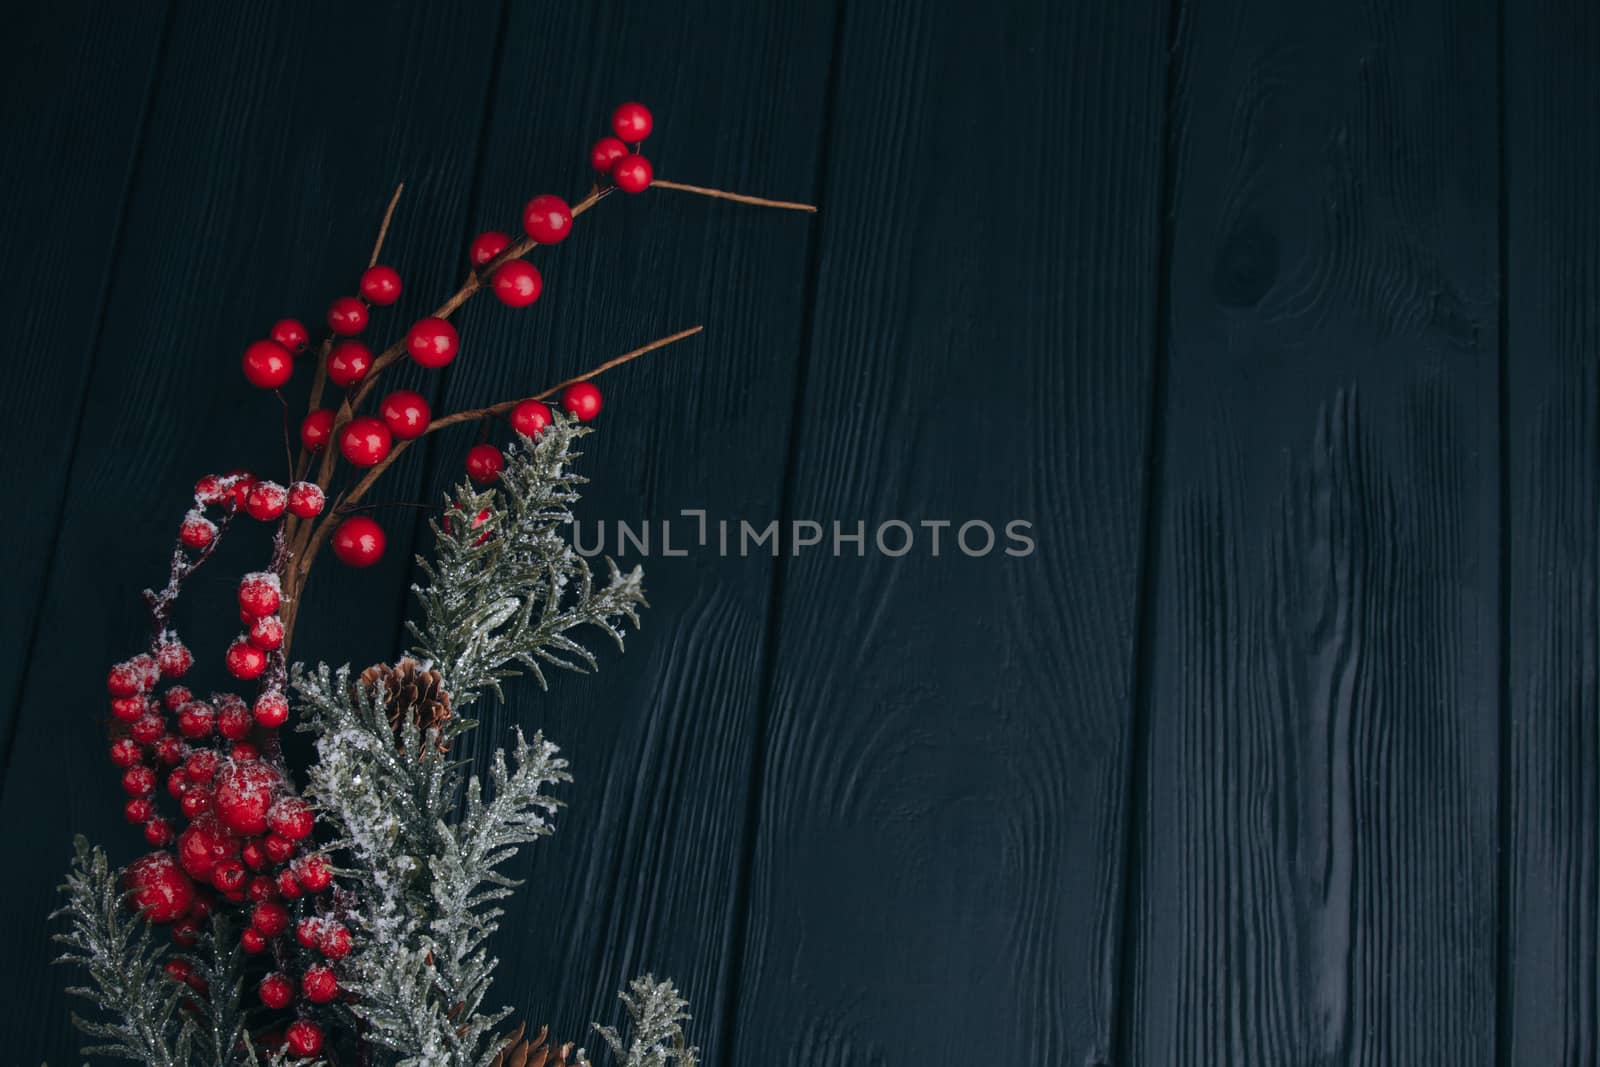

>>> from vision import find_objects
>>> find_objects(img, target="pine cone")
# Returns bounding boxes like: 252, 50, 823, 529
357, 657, 452, 752
492, 1023, 577, 1067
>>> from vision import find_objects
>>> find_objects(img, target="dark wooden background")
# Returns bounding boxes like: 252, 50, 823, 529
1, 0, 1595, 1064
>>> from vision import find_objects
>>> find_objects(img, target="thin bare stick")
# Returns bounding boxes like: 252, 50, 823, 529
369, 183, 405, 268
651, 179, 816, 213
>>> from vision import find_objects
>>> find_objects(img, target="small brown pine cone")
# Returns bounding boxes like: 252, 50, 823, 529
357, 657, 452, 752
492, 1023, 576, 1067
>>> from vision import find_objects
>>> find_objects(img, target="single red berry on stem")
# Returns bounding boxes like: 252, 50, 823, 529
271, 318, 310, 354
612, 101, 654, 141
491, 261, 542, 307
177, 700, 215, 739
340, 416, 392, 467
590, 135, 628, 173
239, 573, 282, 617
225, 640, 267, 681
242, 340, 293, 389
194, 474, 229, 505
287, 481, 325, 518
333, 516, 386, 567
268, 796, 314, 840
125, 853, 194, 924
523, 194, 573, 243
240, 927, 267, 954
562, 381, 603, 420
381, 390, 431, 439
511, 399, 552, 437
241, 839, 268, 871
327, 340, 373, 387
110, 738, 142, 767
144, 818, 175, 847
111, 696, 148, 722
285, 1021, 324, 1058
244, 481, 288, 521
153, 736, 184, 765
179, 514, 217, 549
407, 317, 459, 368
107, 661, 145, 697
327, 296, 368, 336
265, 834, 296, 864
249, 615, 285, 651
253, 690, 289, 728
302, 965, 338, 1004
125, 797, 154, 824
275, 868, 302, 898
251, 899, 290, 937
258, 972, 294, 1010
612, 154, 653, 194
130, 714, 165, 744
295, 854, 333, 892
122, 765, 157, 796
470, 230, 511, 267
319, 922, 352, 959
359, 264, 403, 305
214, 760, 278, 836
465, 444, 504, 483
216, 699, 252, 741
157, 641, 193, 677
301, 410, 335, 452
180, 789, 212, 819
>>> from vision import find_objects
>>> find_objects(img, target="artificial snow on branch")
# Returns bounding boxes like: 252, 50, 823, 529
593, 976, 699, 1067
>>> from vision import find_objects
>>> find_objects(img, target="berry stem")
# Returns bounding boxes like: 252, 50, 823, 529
368, 182, 405, 269
650, 179, 818, 213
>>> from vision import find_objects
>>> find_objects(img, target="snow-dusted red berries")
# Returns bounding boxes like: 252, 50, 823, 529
238, 573, 281, 617
522, 194, 573, 244
248, 614, 285, 651
250, 899, 290, 937
244, 480, 288, 521
242, 340, 293, 389
180, 513, 217, 549
213, 759, 278, 836
491, 260, 542, 307
381, 390, 431, 439
225, 640, 267, 680
258, 972, 294, 1009
465, 444, 504, 484
287, 481, 325, 518
302, 964, 338, 1003
267, 796, 313, 840
285, 1020, 324, 1058
332, 516, 386, 567
125, 852, 195, 923
407, 316, 459, 368
327, 296, 368, 336
562, 381, 603, 420
253, 690, 289, 728
359, 264, 402, 305
340, 415, 392, 467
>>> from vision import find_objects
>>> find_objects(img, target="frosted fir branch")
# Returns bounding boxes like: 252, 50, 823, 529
50, 836, 194, 1067
593, 976, 699, 1067
408, 414, 647, 707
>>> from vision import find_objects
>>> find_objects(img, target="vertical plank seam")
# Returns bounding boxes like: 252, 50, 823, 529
1492, 0, 1514, 1058
1108, 0, 1187, 1062
0, 0, 179, 791
714, 0, 849, 1059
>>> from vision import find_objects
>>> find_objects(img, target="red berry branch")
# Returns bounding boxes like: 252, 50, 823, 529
96, 102, 812, 1058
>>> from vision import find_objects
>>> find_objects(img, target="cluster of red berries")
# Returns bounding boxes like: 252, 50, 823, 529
589, 100, 656, 193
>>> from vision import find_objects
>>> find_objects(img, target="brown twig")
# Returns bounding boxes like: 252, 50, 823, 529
369, 182, 405, 268
651, 179, 817, 212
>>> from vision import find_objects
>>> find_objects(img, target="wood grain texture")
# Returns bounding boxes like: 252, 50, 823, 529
0, 3, 503, 1061
0, 0, 167, 760
414, 4, 834, 1058
1122, 0, 1501, 1062
1503, 0, 1600, 1061
729, 1, 1168, 1063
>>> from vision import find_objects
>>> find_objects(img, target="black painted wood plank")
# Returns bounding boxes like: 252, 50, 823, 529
0, 0, 168, 758
415, 4, 834, 1058
0, 3, 503, 1061
1123, 0, 1501, 1062
1503, 1, 1600, 1061
729, 1, 1168, 1063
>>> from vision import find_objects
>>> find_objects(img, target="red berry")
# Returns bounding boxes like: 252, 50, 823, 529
407, 317, 459, 368
340, 415, 392, 467
286, 481, 325, 518
185, 748, 221, 782
491, 260, 542, 307
258, 972, 294, 1010
211, 858, 248, 894
271, 318, 310, 354
332, 516, 386, 567
301, 410, 335, 452
294, 854, 332, 892
264, 834, 296, 864
318, 922, 352, 959
214, 760, 279, 835
522, 194, 573, 244
156, 641, 193, 677
612, 153, 653, 194
224, 472, 256, 510
239, 573, 282, 617
275, 869, 302, 898
167, 770, 192, 800
177, 700, 215, 739
302, 964, 338, 1004
611, 101, 654, 142
171, 918, 201, 947
122, 765, 157, 796
163, 686, 193, 711
144, 818, 175, 847
177, 813, 240, 882
247, 874, 276, 901
295, 917, 321, 949
251, 899, 290, 937
327, 296, 368, 336
130, 713, 165, 744
226, 639, 268, 681
562, 381, 602, 420
249, 614, 285, 651
244, 479, 288, 521
153, 736, 184, 766
242, 839, 268, 871
268, 797, 314, 840
381, 389, 431, 439
230, 740, 260, 761
179, 513, 217, 549
125, 852, 195, 924
110, 738, 142, 767
111, 695, 148, 722
242, 340, 293, 389
465, 444, 503, 483
359, 264, 402, 305
253, 690, 290, 728
240, 926, 268, 954
131, 655, 161, 689
194, 474, 229, 504
470, 230, 511, 267
164, 959, 192, 986
107, 661, 144, 697
125, 797, 154, 824
590, 136, 629, 173
217, 708, 252, 744
285, 1020, 324, 1058
180, 788, 213, 819
510, 399, 552, 438
327, 340, 373, 387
